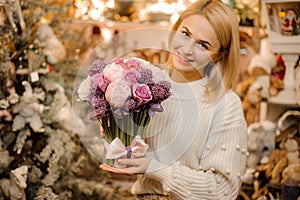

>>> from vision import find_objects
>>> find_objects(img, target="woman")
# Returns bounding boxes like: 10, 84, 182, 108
101, 0, 247, 199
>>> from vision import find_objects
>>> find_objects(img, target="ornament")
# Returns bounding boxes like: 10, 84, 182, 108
0, 0, 25, 32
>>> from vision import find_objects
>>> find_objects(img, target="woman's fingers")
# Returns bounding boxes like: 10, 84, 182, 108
117, 158, 139, 166
99, 163, 132, 174
100, 157, 149, 174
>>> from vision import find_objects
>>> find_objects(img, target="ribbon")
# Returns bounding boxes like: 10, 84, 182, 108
149, 103, 164, 117
104, 135, 148, 159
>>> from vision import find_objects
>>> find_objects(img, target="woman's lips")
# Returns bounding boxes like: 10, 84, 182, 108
176, 51, 193, 65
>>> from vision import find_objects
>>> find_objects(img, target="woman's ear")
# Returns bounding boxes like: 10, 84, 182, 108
212, 51, 226, 63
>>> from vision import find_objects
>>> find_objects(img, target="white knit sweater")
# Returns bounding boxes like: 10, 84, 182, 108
131, 75, 248, 200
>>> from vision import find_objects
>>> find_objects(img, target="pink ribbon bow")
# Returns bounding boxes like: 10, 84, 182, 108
104, 135, 148, 159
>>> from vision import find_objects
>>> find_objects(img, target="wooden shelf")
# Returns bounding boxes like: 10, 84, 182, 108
261, 100, 300, 122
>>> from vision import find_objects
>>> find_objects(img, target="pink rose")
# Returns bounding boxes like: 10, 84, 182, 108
103, 63, 124, 81
91, 73, 109, 92
105, 80, 131, 108
133, 83, 152, 105
124, 58, 143, 69
124, 69, 141, 86
112, 58, 126, 66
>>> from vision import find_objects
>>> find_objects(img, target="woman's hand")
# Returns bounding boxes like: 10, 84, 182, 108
100, 157, 150, 175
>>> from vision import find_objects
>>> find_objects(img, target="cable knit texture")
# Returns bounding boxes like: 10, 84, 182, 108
131, 74, 247, 200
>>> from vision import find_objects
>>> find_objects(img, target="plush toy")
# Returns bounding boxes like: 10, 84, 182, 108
269, 76, 284, 97
280, 138, 300, 186
244, 121, 277, 185
252, 149, 286, 199
283, 138, 300, 165
266, 137, 298, 185
247, 54, 278, 102
247, 75, 270, 104
236, 54, 277, 125
268, 54, 285, 97
269, 154, 288, 185
251, 110, 300, 199
236, 54, 275, 97
35, 23, 66, 65
281, 164, 300, 185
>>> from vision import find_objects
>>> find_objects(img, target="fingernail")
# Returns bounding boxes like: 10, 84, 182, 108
118, 159, 123, 163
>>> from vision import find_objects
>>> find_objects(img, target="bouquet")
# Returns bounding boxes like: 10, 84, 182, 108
77, 57, 171, 164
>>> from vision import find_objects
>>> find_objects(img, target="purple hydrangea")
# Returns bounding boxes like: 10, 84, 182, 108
123, 98, 138, 111
89, 82, 103, 99
88, 97, 109, 120
89, 59, 108, 76
90, 96, 106, 108
151, 81, 172, 103
157, 80, 171, 90
138, 68, 153, 84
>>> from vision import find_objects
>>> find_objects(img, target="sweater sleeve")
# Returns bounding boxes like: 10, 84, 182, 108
145, 94, 248, 200
146, 159, 218, 199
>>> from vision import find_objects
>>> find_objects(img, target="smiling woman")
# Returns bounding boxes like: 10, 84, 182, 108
168, 14, 220, 82
100, 1, 247, 199
167, 0, 240, 90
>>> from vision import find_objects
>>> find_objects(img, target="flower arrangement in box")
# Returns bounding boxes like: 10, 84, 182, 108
77, 57, 171, 164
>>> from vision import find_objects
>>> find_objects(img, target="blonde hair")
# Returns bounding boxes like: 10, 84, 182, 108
168, 0, 240, 91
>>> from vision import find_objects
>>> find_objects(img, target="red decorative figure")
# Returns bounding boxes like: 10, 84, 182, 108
282, 9, 299, 36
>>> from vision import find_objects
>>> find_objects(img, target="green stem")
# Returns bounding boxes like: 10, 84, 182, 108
101, 111, 150, 146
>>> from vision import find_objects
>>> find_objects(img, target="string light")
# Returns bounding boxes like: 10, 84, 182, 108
279, 9, 286, 18
18, 45, 46, 70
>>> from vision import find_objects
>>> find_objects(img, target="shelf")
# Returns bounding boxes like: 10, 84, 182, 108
261, 100, 300, 122
67, 19, 172, 30
267, 101, 300, 108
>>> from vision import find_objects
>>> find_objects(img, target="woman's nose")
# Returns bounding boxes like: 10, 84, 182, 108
182, 39, 195, 55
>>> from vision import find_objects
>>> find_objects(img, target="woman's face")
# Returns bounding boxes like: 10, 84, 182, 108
170, 15, 221, 74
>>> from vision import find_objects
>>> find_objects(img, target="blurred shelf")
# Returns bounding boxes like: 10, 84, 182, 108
68, 19, 172, 30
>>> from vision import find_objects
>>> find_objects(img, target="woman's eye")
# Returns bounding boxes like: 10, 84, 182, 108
182, 31, 189, 37
198, 42, 208, 50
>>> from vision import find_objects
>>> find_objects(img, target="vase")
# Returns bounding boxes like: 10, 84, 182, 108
100, 110, 150, 166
